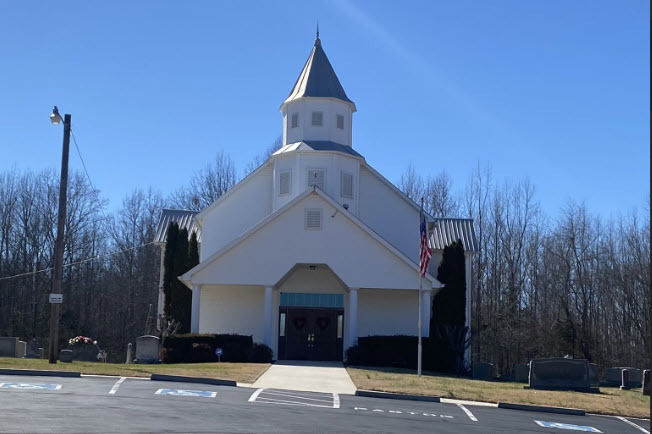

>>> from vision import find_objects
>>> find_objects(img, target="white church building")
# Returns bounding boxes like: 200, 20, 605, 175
155, 35, 477, 362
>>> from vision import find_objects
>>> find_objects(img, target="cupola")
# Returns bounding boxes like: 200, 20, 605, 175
280, 32, 356, 148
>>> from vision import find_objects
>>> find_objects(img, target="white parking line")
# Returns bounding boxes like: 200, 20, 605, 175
108, 377, 126, 395
249, 388, 339, 408
260, 390, 333, 403
617, 416, 650, 434
256, 396, 333, 408
248, 388, 264, 402
456, 403, 478, 422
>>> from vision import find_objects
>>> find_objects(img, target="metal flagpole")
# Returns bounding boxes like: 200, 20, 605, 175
418, 198, 423, 377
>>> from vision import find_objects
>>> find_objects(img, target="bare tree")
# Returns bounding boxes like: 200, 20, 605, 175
168, 151, 237, 211
243, 135, 283, 176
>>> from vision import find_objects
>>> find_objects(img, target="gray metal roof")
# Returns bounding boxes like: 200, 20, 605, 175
430, 218, 478, 252
154, 209, 200, 244
273, 140, 363, 158
283, 37, 354, 107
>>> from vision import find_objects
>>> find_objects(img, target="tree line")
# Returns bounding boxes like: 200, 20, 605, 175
0, 148, 648, 371
400, 163, 650, 374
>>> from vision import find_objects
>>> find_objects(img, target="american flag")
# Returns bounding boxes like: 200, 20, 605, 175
419, 211, 431, 277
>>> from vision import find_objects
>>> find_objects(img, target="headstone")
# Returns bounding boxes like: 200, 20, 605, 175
528, 358, 591, 392
588, 363, 599, 387
16, 341, 26, 358
71, 344, 99, 362
515, 363, 529, 383
605, 367, 624, 386
135, 335, 160, 363
642, 370, 650, 396
0, 337, 18, 357
59, 349, 73, 363
620, 369, 631, 390
125, 343, 133, 364
472, 362, 494, 381
620, 368, 643, 389
25, 339, 40, 358
626, 368, 643, 387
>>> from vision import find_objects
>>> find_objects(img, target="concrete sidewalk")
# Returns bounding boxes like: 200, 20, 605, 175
252, 361, 357, 395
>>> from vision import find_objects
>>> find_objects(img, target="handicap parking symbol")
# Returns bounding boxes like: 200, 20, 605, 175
155, 388, 216, 398
535, 420, 602, 432
0, 383, 62, 390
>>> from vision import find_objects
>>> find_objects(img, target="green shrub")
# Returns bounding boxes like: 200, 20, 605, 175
249, 343, 273, 363
161, 333, 272, 363
345, 335, 460, 373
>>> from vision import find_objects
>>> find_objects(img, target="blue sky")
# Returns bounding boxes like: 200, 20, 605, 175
0, 1, 649, 219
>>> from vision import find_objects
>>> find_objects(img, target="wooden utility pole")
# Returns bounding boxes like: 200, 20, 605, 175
48, 111, 70, 364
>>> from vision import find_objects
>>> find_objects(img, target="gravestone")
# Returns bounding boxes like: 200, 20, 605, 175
59, 349, 73, 363
25, 339, 40, 358
626, 368, 643, 387
620, 368, 643, 389
528, 358, 591, 392
16, 341, 26, 358
135, 335, 160, 363
71, 344, 99, 362
588, 363, 599, 387
515, 363, 529, 383
605, 367, 624, 386
642, 370, 650, 396
472, 362, 494, 381
620, 369, 631, 390
125, 343, 133, 364
0, 337, 18, 357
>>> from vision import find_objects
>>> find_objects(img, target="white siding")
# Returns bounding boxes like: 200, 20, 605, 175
273, 152, 360, 214
282, 99, 353, 147
358, 166, 420, 263
192, 193, 427, 290
199, 166, 273, 260
199, 285, 265, 343
357, 289, 420, 337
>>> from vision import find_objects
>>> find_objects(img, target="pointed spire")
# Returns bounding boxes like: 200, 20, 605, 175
283, 33, 355, 109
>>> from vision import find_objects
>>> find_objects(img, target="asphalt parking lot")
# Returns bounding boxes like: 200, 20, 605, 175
0, 374, 649, 433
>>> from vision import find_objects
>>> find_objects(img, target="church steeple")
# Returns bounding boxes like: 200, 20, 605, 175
282, 34, 355, 109
280, 35, 356, 148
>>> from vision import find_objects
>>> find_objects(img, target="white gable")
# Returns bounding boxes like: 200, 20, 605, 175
182, 190, 436, 290
198, 164, 273, 261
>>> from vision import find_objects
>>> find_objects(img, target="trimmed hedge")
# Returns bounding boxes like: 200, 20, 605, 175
161, 334, 272, 363
345, 335, 455, 372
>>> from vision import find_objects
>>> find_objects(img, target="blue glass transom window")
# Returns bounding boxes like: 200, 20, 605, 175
280, 293, 343, 308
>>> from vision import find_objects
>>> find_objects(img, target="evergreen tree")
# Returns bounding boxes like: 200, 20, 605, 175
188, 232, 199, 269
432, 240, 466, 327
171, 228, 191, 333
430, 239, 468, 373
162, 223, 179, 319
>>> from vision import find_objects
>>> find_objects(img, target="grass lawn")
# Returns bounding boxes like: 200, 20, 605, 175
346, 366, 650, 419
0, 357, 270, 384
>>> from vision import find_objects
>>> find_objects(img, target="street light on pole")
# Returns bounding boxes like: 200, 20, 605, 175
48, 106, 70, 364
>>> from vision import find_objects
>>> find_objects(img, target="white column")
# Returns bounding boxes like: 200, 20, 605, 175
263, 286, 273, 346
348, 288, 358, 349
191, 285, 201, 333
422, 290, 431, 337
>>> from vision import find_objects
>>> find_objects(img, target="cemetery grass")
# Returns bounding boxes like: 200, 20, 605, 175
0, 357, 270, 384
346, 366, 650, 419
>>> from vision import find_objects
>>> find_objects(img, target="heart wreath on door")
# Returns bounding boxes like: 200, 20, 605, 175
293, 317, 306, 330
316, 317, 331, 331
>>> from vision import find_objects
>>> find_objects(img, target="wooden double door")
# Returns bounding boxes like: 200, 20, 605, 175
278, 307, 343, 361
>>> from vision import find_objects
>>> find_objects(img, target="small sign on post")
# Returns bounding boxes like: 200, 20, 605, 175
215, 347, 223, 363
49, 294, 63, 304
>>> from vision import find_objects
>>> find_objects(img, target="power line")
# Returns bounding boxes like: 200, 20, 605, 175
0, 241, 157, 282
